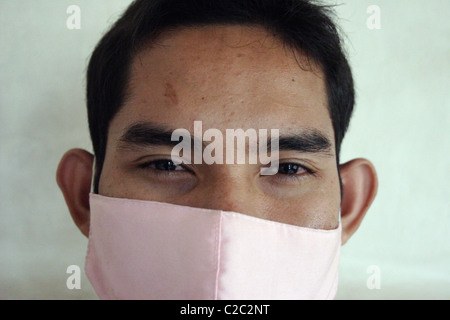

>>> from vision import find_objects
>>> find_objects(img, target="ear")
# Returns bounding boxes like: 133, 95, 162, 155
339, 158, 378, 245
56, 149, 94, 238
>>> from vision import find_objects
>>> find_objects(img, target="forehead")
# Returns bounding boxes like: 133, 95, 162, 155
113, 25, 333, 139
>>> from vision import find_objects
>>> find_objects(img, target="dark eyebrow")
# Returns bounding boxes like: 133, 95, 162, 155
118, 121, 333, 156
269, 130, 333, 156
118, 122, 204, 150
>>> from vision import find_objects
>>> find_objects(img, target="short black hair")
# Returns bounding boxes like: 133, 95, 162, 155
87, 0, 355, 193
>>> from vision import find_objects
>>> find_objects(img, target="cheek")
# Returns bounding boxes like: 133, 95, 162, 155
263, 173, 341, 229
301, 175, 341, 229
98, 158, 124, 197
98, 143, 135, 198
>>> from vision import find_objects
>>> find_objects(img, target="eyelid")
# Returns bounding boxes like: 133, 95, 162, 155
270, 160, 316, 174
279, 162, 313, 174
170, 155, 192, 165
260, 161, 316, 184
139, 158, 193, 174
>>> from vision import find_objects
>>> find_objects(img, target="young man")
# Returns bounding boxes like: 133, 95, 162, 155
57, 0, 377, 300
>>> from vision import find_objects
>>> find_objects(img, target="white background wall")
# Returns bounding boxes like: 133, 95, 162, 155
0, 0, 448, 300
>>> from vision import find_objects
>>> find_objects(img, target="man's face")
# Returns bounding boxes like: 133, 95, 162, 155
99, 25, 341, 230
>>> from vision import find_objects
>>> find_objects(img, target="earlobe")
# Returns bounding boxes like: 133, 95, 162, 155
339, 158, 378, 245
56, 149, 94, 238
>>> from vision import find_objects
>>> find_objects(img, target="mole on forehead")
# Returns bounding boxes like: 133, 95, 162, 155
126, 26, 327, 118
164, 82, 178, 106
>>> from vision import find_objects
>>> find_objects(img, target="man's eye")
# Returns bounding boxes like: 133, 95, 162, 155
277, 163, 307, 175
140, 159, 187, 171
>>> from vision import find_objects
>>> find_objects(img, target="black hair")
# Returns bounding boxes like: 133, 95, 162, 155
87, 0, 355, 193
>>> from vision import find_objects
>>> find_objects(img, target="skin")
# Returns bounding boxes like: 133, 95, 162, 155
57, 25, 378, 244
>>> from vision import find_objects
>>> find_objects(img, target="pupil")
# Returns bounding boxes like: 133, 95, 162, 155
156, 160, 177, 171
280, 163, 299, 175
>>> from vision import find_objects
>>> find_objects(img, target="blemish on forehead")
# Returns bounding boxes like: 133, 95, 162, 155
164, 82, 178, 105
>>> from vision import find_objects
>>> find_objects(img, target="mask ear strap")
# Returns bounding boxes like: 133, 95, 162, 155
90, 157, 96, 194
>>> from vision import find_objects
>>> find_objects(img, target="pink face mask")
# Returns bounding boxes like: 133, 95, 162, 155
86, 193, 341, 300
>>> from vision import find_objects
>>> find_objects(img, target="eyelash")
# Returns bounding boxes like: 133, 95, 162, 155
138, 159, 315, 181
274, 163, 315, 182
138, 159, 193, 177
